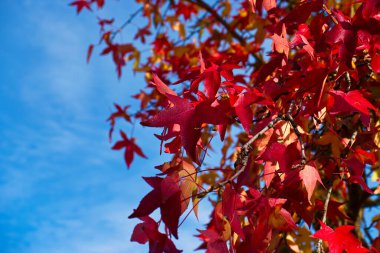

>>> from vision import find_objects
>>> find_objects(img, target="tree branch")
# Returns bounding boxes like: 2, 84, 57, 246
285, 101, 307, 166
323, 4, 338, 25
317, 185, 333, 253
110, 7, 144, 41
185, 0, 263, 65
197, 116, 281, 198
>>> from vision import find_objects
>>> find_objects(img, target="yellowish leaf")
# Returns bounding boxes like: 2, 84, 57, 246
286, 234, 301, 253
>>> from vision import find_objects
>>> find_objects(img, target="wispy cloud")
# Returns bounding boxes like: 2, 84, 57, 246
0, 1, 219, 253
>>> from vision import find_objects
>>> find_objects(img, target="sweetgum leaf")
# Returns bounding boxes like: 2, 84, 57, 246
129, 176, 182, 239
141, 94, 228, 161
111, 131, 146, 168
328, 90, 378, 126
299, 163, 323, 203
311, 221, 370, 253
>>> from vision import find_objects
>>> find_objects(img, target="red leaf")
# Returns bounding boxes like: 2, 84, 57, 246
151, 74, 177, 96
233, 88, 273, 133
70, 0, 91, 13
129, 176, 181, 239
204, 64, 221, 98
290, 24, 315, 59
299, 163, 324, 203
111, 131, 147, 168
311, 221, 370, 253
95, 0, 105, 8
107, 104, 131, 141
271, 24, 289, 58
372, 54, 380, 73
100, 43, 134, 78
328, 90, 378, 126
141, 94, 228, 162
134, 26, 152, 44
87, 44, 94, 63
161, 191, 181, 239
130, 216, 182, 253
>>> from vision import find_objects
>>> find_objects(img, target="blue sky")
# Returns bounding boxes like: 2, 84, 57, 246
0, 1, 211, 252
2, 1, 378, 252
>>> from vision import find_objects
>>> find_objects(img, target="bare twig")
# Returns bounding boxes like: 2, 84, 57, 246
323, 4, 339, 25
317, 185, 333, 253
196, 117, 281, 198
110, 7, 143, 41
285, 103, 307, 166
363, 216, 374, 244
185, 0, 263, 65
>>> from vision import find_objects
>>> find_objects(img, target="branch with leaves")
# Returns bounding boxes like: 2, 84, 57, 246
71, 0, 380, 252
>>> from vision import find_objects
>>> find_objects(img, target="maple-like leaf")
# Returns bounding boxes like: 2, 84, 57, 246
131, 216, 182, 253
328, 90, 378, 126
197, 229, 229, 253
100, 42, 135, 78
290, 24, 315, 59
134, 26, 152, 44
70, 0, 91, 13
299, 163, 324, 203
151, 74, 177, 96
97, 18, 114, 32
129, 176, 182, 239
141, 94, 229, 162
107, 104, 131, 141
222, 184, 245, 238
94, 0, 104, 8
111, 130, 146, 168
249, 0, 276, 14
271, 24, 289, 59
311, 221, 370, 253
233, 88, 273, 133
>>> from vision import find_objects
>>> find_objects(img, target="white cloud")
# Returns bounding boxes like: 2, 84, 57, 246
0, 1, 223, 253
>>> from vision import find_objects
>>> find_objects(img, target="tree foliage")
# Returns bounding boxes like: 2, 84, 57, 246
71, 0, 380, 252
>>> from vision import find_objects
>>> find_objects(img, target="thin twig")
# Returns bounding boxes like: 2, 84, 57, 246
196, 117, 281, 198
185, 0, 263, 65
110, 7, 143, 41
323, 4, 339, 25
363, 216, 374, 244
173, 1, 219, 46
285, 113, 307, 166
317, 185, 333, 253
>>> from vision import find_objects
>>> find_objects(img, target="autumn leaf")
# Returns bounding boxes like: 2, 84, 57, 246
311, 221, 370, 253
129, 176, 182, 239
107, 103, 131, 141
100, 42, 135, 78
299, 163, 324, 203
271, 24, 289, 59
111, 130, 146, 168
328, 90, 378, 126
233, 88, 273, 133
141, 94, 229, 162
71, 0, 380, 251
131, 216, 182, 253
290, 24, 315, 59
86, 44, 94, 63
134, 26, 152, 44
151, 74, 177, 96
70, 0, 91, 13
